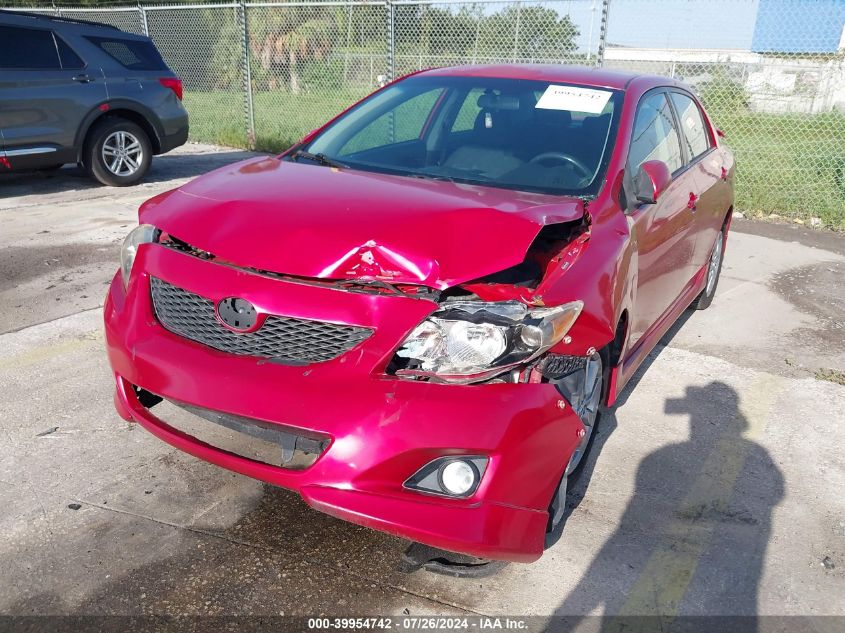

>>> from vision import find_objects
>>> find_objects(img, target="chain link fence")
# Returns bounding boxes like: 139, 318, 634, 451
8, 0, 845, 227
603, 0, 845, 228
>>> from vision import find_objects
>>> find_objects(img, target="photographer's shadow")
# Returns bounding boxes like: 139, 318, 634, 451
552, 381, 784, 632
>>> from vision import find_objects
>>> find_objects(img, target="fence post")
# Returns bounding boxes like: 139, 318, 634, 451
343, 3, 353, 83
386, 0, 395, 82
138, 2, 149, 36
238, 0, 256, 149
596, 0, 611, 68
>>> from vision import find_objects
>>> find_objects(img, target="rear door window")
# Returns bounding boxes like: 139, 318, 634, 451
0, 26, 61, 69
56, 35, 86, 70
85, 36, 167, 71
669, 92, 711, 161
628, 92, 683, 174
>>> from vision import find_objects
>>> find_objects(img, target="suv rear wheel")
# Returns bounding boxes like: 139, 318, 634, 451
85, 118, 152, 186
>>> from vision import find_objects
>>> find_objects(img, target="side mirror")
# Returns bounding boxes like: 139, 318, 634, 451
634, 160, 672, 204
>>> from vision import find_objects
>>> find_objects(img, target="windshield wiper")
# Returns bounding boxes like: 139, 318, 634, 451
290, 149, 348, 169
407, 172, 455, 183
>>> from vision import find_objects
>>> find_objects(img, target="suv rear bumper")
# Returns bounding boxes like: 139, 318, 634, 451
158, 123, 188, 155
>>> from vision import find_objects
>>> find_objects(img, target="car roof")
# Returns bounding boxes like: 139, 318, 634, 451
417, 64, 678, 92
0, 9, 147, 40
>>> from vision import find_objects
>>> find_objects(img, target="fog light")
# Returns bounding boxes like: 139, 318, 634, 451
404, 455, 487, 498
439, 460, 477, 496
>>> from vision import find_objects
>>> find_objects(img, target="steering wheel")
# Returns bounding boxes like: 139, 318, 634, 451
529, 151, 592, 179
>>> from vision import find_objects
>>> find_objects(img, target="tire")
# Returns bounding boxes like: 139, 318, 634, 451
84, 118, 152, 186
690, 229, 725, 311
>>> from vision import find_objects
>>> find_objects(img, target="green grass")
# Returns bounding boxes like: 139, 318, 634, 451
712, 110, 845, 229
186, 89, 369, 153
183, 91, 845, 230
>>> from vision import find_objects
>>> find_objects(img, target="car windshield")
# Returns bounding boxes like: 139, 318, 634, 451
299, 75, 622, 196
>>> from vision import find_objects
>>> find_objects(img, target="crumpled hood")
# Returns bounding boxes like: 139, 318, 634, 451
139, 157, 585, 289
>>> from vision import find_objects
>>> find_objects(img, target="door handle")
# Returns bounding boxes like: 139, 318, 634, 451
72, 74, 92, 83
687, 192, 698, 211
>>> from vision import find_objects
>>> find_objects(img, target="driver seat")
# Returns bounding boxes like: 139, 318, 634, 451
442, 93, 523, 177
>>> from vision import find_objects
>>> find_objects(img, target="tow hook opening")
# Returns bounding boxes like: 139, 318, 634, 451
133, 385, 163, 409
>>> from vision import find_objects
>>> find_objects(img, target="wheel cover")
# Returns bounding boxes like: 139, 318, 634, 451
102, 131, 143, 177
706, 230, 724, 296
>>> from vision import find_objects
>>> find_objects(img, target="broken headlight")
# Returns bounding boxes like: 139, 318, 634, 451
120, 224, 159, 287
394, 300, 583, 383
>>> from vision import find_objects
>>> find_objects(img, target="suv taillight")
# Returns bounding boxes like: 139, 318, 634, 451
158, 77, 183, 101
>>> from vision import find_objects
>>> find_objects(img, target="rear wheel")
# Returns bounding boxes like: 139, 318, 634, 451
546, 352, 604, 537
690, 229, 725, 311
85, 118, 152, 186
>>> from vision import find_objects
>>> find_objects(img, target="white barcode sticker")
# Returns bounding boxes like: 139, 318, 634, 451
535, 85, 612, 114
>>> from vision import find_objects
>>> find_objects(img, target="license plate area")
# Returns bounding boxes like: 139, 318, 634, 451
147, 398, 329, 470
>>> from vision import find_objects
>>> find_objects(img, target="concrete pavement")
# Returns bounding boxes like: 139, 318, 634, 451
0, 145, 843, 623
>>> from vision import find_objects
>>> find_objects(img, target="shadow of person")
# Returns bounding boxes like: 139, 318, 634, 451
551, 381, 784, 633
546, 326, 692, 547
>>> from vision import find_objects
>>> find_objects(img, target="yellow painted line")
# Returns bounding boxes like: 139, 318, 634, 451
0, 334, 101, 372
609, 374, 782, 625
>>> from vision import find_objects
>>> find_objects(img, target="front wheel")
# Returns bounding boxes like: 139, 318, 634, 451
85, 118, 152, 186
690, 229, 725, 311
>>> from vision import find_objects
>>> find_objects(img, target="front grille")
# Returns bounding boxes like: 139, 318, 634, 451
150, 277, 372, 363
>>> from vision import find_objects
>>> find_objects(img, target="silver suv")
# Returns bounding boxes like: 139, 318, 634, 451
0, 10, 189, 186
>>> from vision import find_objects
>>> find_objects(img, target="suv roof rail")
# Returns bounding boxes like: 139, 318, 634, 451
0, 8, 122, 31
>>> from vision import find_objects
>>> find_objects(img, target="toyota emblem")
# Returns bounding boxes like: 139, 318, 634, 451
216, 297, 258, 332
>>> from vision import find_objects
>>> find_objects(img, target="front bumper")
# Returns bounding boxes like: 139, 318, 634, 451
104, 244, 586, 562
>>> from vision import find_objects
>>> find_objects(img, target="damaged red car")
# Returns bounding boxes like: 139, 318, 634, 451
104, 65, 734, 570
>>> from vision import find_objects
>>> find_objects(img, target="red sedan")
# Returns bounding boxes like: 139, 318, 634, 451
104, 65, 734, 570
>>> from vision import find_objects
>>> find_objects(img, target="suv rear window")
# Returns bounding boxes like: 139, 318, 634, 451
85, 36, 167, 71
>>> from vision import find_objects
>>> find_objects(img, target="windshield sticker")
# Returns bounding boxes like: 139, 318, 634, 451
535, 85, 612, 114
